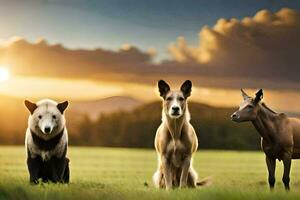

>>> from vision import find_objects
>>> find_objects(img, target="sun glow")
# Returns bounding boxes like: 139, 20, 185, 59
0, 67, 10, 82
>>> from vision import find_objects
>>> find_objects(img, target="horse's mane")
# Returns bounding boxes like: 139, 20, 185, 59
261, 102, 277, 114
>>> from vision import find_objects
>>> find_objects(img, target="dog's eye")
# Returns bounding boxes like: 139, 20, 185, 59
178, 97, 184, 101
52, 115, 56, 119
166, 97, 172, 101
38, 115, 42, 119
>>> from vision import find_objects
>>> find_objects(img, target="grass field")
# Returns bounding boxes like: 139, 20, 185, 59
1, 146, 300, 200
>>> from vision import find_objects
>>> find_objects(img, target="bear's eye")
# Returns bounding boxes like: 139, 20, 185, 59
52, 115, 56, 119
38, 115, 42, 119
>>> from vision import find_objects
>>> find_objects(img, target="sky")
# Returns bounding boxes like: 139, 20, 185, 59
1, 0, 300, 59
0, 0, 300, 112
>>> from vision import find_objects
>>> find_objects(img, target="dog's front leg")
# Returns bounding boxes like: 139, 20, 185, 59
180, 155, 191, 188
162, 156, 172, 190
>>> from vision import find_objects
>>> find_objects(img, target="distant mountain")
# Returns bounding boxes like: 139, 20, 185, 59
0, 94, 299, 149
69, 101, 300, 149
0, 95, 143, 144
70, 96, 143, 120
70, 101, 260, 149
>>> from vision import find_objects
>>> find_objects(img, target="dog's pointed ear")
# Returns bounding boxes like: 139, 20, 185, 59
181, 80, 192, 98
24, 100, 37, 114
254, 89, 263, 104
241, 89, 250, 100
158, 80, 170, 99
57, 101, 69, 114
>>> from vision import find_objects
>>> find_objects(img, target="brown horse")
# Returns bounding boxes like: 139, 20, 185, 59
231, 89, 300, 190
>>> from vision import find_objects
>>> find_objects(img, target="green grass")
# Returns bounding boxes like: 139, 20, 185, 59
1, 146, 300, 200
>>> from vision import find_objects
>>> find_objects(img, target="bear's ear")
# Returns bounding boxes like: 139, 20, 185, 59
180, 80, 192, 98
24, 100, 37, 114
158, 80, 170, 99
57, 101, 69, 114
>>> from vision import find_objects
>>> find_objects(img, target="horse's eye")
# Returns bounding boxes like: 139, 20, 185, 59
52, 115, 56, 119
178, 97, 184, 101
247, 105, 254, 109
166, 97, 172, 101
38, 115, 42, 119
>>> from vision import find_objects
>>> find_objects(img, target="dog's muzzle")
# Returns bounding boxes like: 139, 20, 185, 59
170, 106, 181, 117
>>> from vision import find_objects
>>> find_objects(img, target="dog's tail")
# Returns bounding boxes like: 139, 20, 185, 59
196, 176, 213, 187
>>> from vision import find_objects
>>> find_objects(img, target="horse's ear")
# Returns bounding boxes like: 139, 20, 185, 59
241, 89, 250, 100
158, 80, 170, 99
254, 89, 263, 104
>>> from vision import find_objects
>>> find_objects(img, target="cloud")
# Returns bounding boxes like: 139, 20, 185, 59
0, 8, 300, 90
168, 8, 300, 84
0, 38, 192, 84
0, 38, 155, 79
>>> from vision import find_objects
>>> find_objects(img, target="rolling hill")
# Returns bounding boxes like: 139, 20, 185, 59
0, 95, 298, 150
71, 96, 143, 120
0, 95, 143, 144
70, 101, 261, 150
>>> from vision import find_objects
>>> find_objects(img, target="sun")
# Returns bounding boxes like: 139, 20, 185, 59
0, 67, 10, 82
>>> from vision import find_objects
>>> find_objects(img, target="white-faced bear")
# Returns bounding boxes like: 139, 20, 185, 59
24, 99, 70, 184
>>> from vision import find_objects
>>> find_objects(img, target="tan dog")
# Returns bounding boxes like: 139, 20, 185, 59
153, 80, 199, 190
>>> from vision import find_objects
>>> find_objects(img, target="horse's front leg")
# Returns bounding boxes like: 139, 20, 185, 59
180, 155, 191, 188
265, 155, 276, 190
282, 152, 292, 191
